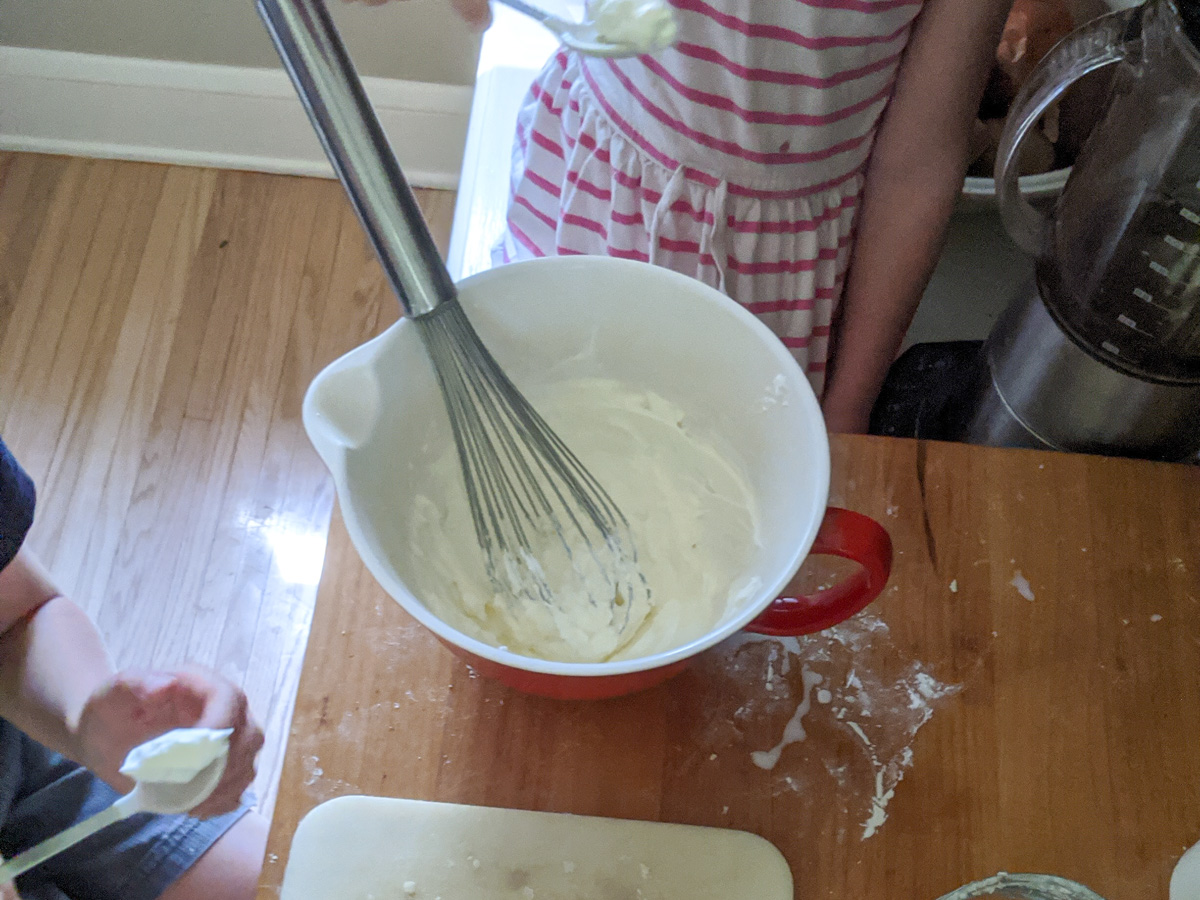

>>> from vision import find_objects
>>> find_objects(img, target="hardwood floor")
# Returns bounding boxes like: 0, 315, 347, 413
0, 152, 455, 819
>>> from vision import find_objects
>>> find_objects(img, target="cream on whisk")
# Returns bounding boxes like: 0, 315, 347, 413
403, 378, 762, 664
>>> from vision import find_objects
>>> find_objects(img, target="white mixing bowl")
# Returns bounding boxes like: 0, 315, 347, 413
303, 257, 890, 698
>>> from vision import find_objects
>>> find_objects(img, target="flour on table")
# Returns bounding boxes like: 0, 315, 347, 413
303, 755, 323, 786
300, 752, 359, 800
693, 613, 962, 841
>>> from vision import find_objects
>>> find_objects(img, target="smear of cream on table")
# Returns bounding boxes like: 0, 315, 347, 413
1010, 570, 1035, 602
717, 614, 962, 841
751, 668, 823, 770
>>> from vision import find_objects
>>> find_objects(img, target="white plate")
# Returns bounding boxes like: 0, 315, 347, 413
280, 796, 794, 900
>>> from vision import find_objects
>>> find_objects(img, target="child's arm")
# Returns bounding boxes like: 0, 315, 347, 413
0, 548, 263, 817
0, 549, 108, 762
343, 0, 493, 29
821, 0, 1013, 434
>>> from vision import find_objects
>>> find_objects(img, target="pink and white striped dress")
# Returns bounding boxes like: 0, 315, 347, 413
501, 0, 925, 393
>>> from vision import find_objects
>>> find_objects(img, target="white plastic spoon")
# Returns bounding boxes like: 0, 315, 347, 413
494, 0, 675, 57
0, 728, 231, 884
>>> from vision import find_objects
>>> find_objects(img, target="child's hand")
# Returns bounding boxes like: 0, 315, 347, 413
0, 870, 20, 899
342, 0, 492, 30
73, 669, 264, 818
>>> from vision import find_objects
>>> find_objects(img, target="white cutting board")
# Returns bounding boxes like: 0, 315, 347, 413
279, 796, 793, 900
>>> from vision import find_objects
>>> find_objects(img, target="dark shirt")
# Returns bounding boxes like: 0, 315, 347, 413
0, 437, 35, 571
0, 438, 37, 818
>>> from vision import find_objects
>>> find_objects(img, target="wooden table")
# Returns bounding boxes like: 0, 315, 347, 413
257, 436, 1200, 900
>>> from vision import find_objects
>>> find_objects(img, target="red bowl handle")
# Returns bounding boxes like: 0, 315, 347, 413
745, 507, 893, 637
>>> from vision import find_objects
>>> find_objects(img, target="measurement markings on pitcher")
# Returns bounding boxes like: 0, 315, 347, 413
1117, 313, 1155, 337
1132, 287, 1170, 311
1163, 234, 1198, 256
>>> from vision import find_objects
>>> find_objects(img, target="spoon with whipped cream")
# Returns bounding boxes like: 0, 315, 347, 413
0, 728, 232, 884
495, 0, 677, 57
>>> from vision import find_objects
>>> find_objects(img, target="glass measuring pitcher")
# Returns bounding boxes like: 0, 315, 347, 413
936, 873, 1107, 900
997, 0, 1200, 383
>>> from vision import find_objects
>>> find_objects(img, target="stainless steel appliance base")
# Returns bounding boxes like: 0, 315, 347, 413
961, 284, 1200, 461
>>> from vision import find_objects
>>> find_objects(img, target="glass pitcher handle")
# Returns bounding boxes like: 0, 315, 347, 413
996, 3, 1145, 255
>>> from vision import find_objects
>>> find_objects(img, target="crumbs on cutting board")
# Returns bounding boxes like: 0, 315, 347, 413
690, 614, 963, 842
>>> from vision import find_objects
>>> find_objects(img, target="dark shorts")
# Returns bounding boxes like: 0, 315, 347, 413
0, 722, 248, 900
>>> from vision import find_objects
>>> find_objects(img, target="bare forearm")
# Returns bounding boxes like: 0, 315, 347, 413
822, 0, 1012, 432
0, 550, 114, 762
823, 166, 964, 424
0, 548, 263, 816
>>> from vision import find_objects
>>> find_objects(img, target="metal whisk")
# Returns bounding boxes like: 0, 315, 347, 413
257, 0, 650, 640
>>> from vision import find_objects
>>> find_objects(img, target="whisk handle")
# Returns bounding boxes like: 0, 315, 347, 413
256, 0, 455, 317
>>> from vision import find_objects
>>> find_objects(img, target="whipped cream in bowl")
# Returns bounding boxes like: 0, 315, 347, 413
406, 377, 763, 664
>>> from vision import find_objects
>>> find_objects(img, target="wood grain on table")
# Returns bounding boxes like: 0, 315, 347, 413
259, 436, 1200, 900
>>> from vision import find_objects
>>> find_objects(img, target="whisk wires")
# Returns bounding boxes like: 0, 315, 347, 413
414, 300, 649, 634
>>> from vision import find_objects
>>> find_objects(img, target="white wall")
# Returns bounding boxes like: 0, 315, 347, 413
1, 0, 481, 86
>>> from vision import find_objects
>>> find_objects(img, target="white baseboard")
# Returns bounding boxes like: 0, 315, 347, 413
0, 46, 473, 189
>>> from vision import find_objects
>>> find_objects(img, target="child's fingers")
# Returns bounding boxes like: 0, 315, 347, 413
110, 671, 204, 731
163, 668, 246, 732
341, 0, 492, 29
189, 751, 260, 819
155, 668, 265, 818
89, 672, 178, 727
450, 0, 492, 28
